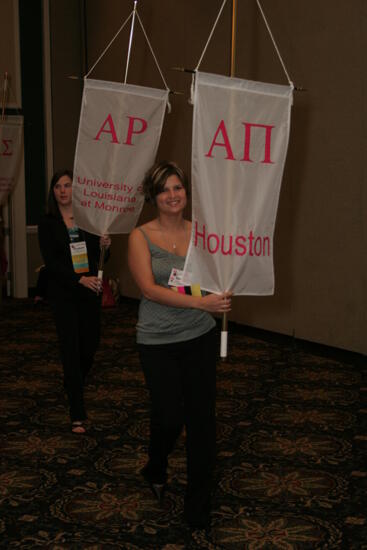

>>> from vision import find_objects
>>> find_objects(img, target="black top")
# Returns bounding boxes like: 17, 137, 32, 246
38, 214, 106, 302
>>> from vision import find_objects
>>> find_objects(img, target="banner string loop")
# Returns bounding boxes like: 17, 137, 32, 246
195, 0, 229, 73
135, 11, 171, 111
84, 12, 133, 79
193, 0, 294, 89
255, 0, 293, 88
84, 6, 171, 110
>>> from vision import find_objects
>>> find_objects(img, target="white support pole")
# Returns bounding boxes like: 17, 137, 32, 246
124, 0, 138, 84
220, 319, 228, 359
220, 0, 238, 360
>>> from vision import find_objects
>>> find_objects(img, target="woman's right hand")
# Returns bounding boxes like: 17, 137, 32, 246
79, 275, 102, 294
129, 227, 233, 312
201, 292, 232, 313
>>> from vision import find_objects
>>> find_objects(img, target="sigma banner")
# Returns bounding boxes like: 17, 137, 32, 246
183, 72, 293, 295
72, 79, 169, 235
0, 116, 23, 206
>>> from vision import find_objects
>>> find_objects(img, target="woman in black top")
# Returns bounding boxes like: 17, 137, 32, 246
38, 169, 110, 433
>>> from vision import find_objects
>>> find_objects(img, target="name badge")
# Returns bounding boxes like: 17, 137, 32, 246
70, 241, 89, 273
168, 268, 202, 297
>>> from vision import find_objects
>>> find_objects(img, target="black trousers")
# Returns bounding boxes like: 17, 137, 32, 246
51, 295, 101, 421
138, 328, 217, 528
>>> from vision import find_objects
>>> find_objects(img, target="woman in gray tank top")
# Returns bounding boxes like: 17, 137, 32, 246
128, 161, 232, 532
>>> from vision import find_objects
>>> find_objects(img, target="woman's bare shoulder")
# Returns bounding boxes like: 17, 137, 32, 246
138, 219, 161, 238
136, 218, 159, 229
131, 220, 152, 234
129, 220, 158, 244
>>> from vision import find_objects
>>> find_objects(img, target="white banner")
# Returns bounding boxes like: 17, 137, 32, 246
0, 116, 23, 206
184, 72, 293, 295
72, 79, 169, 235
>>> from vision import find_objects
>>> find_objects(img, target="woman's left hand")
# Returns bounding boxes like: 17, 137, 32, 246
201, 291, 233, 313
79, 275, 102, 294
100, 234, 111, 249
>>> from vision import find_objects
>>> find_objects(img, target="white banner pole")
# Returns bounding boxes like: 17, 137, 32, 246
220, 0, 238, 360
220, 311, 228, 358
97, 245, 106, 294
124, 1, 138, 84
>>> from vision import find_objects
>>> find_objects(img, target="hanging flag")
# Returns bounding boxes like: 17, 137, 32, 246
72, 78, 169, 235
0, 116, 23, 206
183, 71, 293, 295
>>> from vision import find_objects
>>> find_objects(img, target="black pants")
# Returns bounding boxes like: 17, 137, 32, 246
51, 295, 100, 421
138, 328, 217, 528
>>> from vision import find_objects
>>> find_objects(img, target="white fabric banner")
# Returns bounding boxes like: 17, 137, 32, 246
72, 79, 169, 235
0, 116, 23, 206
184, 72, 293, 295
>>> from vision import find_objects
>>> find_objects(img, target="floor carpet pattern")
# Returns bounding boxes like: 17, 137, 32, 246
0, 298, 366, 549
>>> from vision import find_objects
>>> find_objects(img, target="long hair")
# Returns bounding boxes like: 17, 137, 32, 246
142, 161, 189, 206
47, 169, 73, 218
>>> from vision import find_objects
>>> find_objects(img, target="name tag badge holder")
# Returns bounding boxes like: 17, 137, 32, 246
70, 241, 89, 273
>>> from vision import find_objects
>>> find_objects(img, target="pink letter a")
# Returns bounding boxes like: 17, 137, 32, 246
94, 114, 119, 143
205, 120, 235, 160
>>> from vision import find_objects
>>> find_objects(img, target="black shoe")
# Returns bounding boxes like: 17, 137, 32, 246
149, 482, 165, 503
140, 465, 166, 503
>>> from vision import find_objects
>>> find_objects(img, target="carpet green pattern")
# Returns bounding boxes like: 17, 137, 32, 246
0, 298, 366, 549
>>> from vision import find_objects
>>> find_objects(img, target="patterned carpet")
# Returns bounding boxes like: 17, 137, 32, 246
0, 297, 366, 549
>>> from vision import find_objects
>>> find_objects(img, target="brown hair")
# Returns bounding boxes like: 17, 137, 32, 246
142, 161, 189, 206
47, 168, 73, 218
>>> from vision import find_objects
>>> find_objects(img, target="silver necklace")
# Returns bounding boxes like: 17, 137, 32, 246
158, 220, 185, 254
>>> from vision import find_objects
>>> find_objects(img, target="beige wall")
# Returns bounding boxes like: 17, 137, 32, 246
49, 0, 366, 355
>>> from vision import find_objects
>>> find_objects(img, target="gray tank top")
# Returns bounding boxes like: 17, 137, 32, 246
136, 228, 215, 345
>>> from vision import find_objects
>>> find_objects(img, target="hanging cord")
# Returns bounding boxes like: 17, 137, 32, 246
192, 0, 294, 90
255, 0, 293, 88
195, 0, 229, 72
135, 11, 170, 91
84, 12, 133, 78
135, 10, 171, 111
83, 7, 171, 111
190, 0, 229, 104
